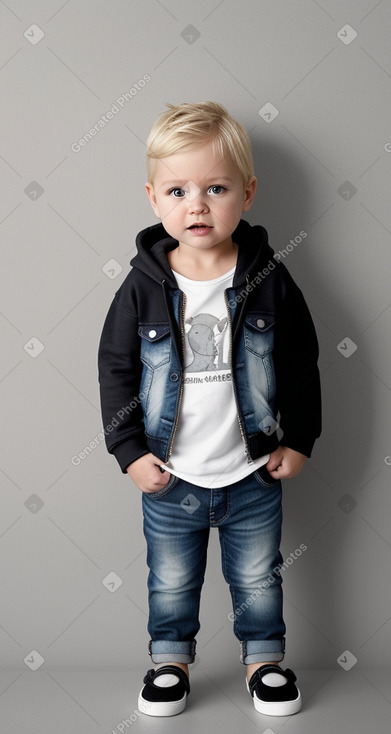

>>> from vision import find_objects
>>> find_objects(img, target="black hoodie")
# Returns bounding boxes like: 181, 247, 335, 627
98, 219, 321, 472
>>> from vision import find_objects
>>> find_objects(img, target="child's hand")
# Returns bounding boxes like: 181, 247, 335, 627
266, 446, 307, 480
126, 453, 172, 493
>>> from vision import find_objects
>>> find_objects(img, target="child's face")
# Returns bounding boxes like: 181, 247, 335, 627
145, 141, 256, 252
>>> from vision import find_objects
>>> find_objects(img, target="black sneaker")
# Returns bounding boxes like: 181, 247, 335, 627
246, 665, 302, 716
138, 665, 190, 716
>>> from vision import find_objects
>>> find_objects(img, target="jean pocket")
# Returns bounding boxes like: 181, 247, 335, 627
253, 465, 280, 488
146, 472, 180, 499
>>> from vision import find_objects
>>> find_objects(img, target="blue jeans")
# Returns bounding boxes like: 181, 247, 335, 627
141, 468, 286, 665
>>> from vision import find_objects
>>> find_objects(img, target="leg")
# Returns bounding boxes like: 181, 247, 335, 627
142, 478, 210, 667
217, 471, 286, 668
246, 660, 278, 681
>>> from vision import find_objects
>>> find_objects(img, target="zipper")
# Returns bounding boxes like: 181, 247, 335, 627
166, 290, 187, 461
224, 288, 252, 463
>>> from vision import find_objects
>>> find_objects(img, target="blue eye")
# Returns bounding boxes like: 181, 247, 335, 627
169, 188, 185, 197
208, 185, 225, 195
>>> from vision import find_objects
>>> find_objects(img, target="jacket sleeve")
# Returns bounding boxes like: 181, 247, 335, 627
97, 292, 149, 472
273, 265, 322, 458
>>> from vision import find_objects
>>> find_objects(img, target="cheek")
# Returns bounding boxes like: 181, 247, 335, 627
155, 199, 177, 219
215, 200, 243, 224
163, 206, 182, 223
216, 194, 243, 212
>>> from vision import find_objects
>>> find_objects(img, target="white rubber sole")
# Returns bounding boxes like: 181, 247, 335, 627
138, 690, 187, 717
246, 677, 302, 716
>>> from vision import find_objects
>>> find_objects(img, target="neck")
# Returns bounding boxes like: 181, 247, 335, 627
170, 239, 238, 280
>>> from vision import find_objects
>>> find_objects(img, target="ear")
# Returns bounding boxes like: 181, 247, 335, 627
242, 176, 257, 213
145, 182, 161, 218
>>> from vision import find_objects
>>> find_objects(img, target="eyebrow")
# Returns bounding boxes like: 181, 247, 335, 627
160, 176, 233, 186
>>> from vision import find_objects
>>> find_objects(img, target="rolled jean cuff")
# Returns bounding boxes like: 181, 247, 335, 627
148, 639, 196, 664
240, 639, 285, 665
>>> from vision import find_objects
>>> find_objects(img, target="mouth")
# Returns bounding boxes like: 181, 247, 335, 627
187, 223, 213, 234
188, 222, 212, 229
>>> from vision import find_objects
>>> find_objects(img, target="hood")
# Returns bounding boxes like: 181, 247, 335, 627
130, 219, 275, 288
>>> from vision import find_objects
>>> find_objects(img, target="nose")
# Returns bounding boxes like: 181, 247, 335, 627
188, 199, 209, 214
184, 181, 209, 213
187, 191, 209, 214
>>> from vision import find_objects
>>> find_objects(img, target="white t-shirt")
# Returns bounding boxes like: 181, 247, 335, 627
163, 267, 269, 488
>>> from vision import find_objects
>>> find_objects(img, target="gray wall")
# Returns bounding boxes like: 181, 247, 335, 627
1, 0, 391, 674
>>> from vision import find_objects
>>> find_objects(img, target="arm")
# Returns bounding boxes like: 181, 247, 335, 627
272, 264, 322, 465
98, 293, 149, 472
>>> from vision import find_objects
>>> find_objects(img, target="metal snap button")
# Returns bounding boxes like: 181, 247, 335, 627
256, 318, 265, 328
148, 329, 157, 338
170, 373, 179, 381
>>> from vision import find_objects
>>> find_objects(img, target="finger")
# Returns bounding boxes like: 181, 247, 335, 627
269, 469, 282, 478
144, 474, 171, 493
270, 468, 289, 479
266, 459, 282, 473
266, 450, 284, 471
152, 465, 171, 486
148, 454, 162, 466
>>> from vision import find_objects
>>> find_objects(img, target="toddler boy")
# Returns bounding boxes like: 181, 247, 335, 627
98, 101, 321, 717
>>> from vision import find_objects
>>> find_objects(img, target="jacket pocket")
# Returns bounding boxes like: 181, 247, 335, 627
138, 324, 172, 428
243, 313, 275, 358
139, 323, 171, 369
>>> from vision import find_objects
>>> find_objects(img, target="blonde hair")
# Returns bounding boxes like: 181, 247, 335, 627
146, 101, 254, 186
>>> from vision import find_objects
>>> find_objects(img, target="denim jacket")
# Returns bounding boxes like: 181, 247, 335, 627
98, 220, 321, 472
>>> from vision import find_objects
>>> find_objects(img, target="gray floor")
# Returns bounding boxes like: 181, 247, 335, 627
1, 667, 390, 734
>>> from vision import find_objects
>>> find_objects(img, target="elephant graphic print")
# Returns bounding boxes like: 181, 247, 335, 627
164, 267, 269, 487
